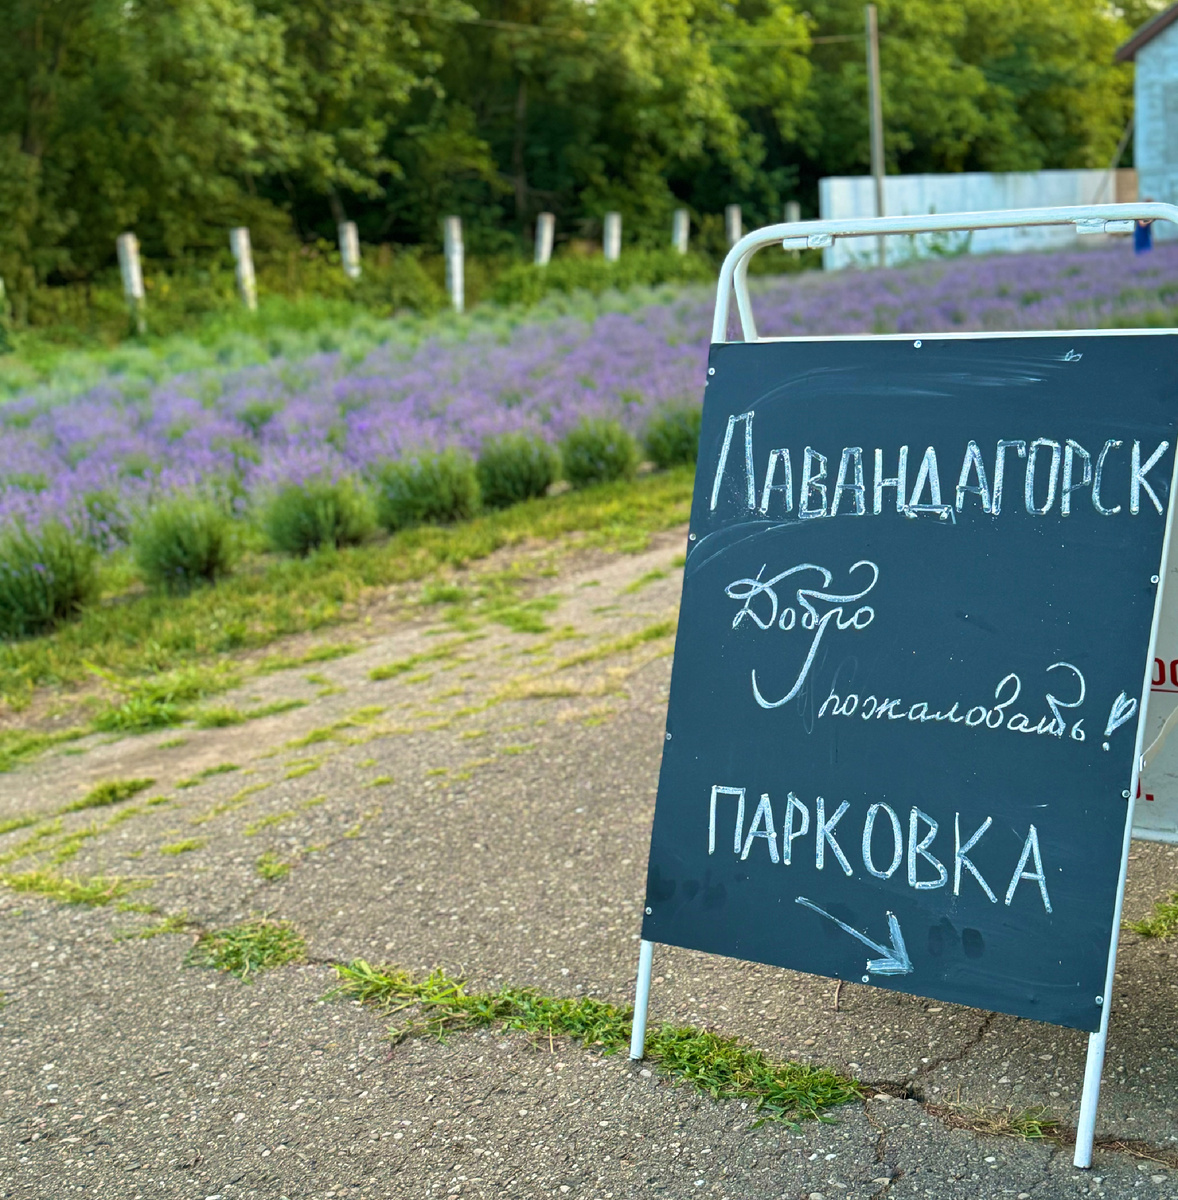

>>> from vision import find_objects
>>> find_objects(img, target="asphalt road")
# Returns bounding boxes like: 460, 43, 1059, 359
1, 534, 1176, 1198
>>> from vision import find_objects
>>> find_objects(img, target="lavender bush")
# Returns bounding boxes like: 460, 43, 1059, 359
2, 242, 1176, 556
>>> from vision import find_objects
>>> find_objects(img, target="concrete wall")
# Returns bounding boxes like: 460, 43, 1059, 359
817, 169, 1138, 269
1136, 21, 1178, 236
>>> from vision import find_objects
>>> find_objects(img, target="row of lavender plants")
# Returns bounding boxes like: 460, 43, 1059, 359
1, 241, 1176, 638
0, 410, 701, 639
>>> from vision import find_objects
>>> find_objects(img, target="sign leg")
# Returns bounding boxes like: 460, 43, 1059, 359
1075, 1024, 1109, 1168
629, 939, 654, 1061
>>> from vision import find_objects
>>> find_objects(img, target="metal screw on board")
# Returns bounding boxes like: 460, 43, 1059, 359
913, 340, 922, 348
689, 533, 697, 541
1122, 790, 1131, 798
1152, 575, 1160, 584
645, 907, 652, 915
665, 732, 672, 741
1096, 996, 1104, 1006
708, 367, 716, 375
861, 975, 869, 983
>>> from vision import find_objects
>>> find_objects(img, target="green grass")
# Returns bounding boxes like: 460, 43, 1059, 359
0, 815, 39, 835
368, 637, 479, 682
186, 919, 306, 979
176, 762, 240, 788
2, 868, 149, 906
0, 470, 693, 720
622, 567, 669, 594
1127, 893, 1178, 939
555, 618, 677, 669
160, 837, 206, 856
332, 962, 859, 1126
114, 912, 194, 941
194, 698, 307, 728
255, 851, 293, 881
63, 777, 155, 812
0, 727, 90, 773
244, 810, 296, 835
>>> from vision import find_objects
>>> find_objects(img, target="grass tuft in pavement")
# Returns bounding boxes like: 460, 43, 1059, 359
1127, 893, 1178, 939
160, 837, 206, 856
255, 851, 293, 880
63, 777, 155, 812
187, 919, 306, 979
934, 1103, 1060, 1141
331, 962, 860, 1126
2, 868, 150, 906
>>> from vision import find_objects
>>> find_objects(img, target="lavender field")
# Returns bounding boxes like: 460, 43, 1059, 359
4, 242, 1177, 548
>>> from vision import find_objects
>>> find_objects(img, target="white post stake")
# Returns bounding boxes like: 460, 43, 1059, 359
229, 227, 258, 312
534, 212, 555, 266
629, 939, 655, 1060
725, 204, 742, 247
443, 216, 464, 314
338, 221, 361, 280
603, 212, 622, 263
116, 232, 146, 335
672, 209, 690, 254
784, 201, 801, 225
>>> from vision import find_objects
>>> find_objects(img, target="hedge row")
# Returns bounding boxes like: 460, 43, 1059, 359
0, 406, 702, 641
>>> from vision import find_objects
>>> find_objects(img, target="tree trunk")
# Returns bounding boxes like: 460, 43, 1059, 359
512, 73, 528, 225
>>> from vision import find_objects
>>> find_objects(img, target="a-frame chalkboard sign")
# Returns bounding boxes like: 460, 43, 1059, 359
630, 204, 1178, 1170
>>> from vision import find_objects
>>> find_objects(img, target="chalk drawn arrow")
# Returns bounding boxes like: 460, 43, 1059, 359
795, 897, 913, 976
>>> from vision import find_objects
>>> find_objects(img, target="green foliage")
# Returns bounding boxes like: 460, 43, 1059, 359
0, 468, 693, 730
560, 419, 639, 489
0, 0, 1136, 337
187, 918, 306, 979
263, 477, 376, 556
373, 450, 481, 532
491, 251, 713, 307
332, 961, 860, 1124
0, 522, 97, 640
132, 495, 236, 594
643, 404, 703, 469
476, 433, 560, 510
64, 778, 155, 812
1127, 892, 1178, 939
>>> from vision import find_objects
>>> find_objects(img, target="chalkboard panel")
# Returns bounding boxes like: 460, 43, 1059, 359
642, 333, 1178, 1031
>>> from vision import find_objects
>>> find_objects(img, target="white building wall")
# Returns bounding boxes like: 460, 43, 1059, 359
817, 170, 1131, 269
1135, 23, 1178, 235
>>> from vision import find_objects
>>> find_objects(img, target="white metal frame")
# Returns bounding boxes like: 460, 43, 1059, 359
632, 203, 1178, 1173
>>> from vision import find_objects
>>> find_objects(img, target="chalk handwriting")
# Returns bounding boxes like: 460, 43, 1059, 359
725, 560, 879, 709
816, 663, 1105, 747
709, 783, 1053, 913
707, 411, 1170, 521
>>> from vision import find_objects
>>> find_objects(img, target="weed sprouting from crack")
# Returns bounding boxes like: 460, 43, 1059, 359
2, 868, 151, 906
1127, 893, 1178, 939
114, 912, 194, 941
177, 763, 240, 789
160, 837, 206, 856
63, 777, 155, 812
330, 962, 860, 1126
929, 1103, 1061, 1140
186, 919, 306, 980
255, 851, 293, 881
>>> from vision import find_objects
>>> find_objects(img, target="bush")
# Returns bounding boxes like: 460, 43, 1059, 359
262, 477, 376, 556
132, 496, 236, 594
0, 521, 97, 640
644, 404, 703, 469
490, 248, 714, 307
373, 450, 481, 531
476, 433, 560, 510
560, 418, 639, 489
